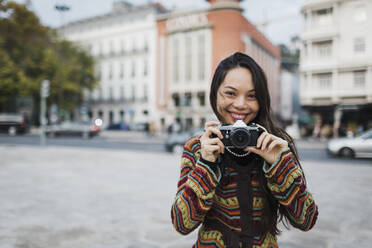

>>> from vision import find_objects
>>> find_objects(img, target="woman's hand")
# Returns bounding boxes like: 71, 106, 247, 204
244, 131, 288, 165
200, 121, 225, 162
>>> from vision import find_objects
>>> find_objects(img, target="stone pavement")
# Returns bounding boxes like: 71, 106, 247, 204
0, 145, 371, 248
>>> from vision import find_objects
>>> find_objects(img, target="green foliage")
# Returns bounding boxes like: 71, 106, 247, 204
0, 1, 97, 115
279, 43, 299, 72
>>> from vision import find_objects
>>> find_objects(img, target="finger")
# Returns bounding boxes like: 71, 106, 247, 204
204, 137, 223, 145
205, 126, 223, 139
204, 137, 225, 153
267, 139, 281, 151
216, 138, 225, 154
245, 147, 264, 156
205, 144, 222, 154
256, 132, 267, 148
204, 121, 220, 129
261, 134, 272, 150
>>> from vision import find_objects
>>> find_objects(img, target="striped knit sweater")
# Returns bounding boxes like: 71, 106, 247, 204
171, 136, 318, 248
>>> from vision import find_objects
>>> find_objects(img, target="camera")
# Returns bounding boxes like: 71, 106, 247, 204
211, 120, 264, 149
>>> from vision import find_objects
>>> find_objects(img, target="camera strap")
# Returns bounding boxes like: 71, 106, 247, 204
207, 154, 263, 248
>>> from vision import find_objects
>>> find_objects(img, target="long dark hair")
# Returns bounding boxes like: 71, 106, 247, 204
210, 52, 304, 235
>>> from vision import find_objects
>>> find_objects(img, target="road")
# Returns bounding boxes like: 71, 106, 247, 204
0, 131, 371, 248
0, 131, 371, 165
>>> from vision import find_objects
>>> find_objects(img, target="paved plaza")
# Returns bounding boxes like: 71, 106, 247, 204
0, 144, 371, 248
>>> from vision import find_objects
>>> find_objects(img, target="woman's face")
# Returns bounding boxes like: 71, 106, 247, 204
216, 67, 259, 125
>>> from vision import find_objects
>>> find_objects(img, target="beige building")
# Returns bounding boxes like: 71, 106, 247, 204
156, 0, 281, 131
60, 1, 166, 129
300, 0, 372, 135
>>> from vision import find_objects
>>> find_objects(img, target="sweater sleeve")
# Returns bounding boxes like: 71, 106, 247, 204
263, 148, 318, 231
171, 137, 222, 235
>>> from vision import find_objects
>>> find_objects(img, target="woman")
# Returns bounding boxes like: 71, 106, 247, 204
171, 52, 318, 248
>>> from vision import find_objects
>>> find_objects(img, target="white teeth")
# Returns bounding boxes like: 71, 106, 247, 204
231, 113, 246, 119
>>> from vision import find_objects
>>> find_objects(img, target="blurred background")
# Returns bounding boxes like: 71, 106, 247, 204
1, 0, 372, 247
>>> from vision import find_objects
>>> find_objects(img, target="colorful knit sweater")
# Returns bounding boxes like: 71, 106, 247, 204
171, 136, 318, 248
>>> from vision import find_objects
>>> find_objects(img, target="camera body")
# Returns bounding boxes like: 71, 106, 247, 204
211, 120, 264, 149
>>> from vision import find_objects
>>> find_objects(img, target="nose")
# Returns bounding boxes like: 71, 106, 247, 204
232, 96, 246, 109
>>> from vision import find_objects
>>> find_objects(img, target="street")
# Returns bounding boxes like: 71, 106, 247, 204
0, 132, 372, 248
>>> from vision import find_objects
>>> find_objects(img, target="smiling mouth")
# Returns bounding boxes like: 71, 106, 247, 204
230, 112, 248, 120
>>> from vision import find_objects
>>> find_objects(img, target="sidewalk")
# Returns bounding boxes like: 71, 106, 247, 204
1, 145, 371, 248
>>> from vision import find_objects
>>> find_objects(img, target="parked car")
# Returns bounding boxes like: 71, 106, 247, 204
46, 121, 100, 138
327, 129, 372, 158
106, 122, 130, 131
165, 128, 203, 153
0, 113, 30, 136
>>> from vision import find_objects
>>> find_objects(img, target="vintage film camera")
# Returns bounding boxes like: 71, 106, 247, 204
211, 120, 264, 149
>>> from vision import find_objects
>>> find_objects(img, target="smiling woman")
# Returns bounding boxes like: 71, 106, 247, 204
216, 67, 259, 125
171, 52, 318, 248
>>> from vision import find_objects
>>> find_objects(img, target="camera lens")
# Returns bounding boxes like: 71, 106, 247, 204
230, 128, 251, 149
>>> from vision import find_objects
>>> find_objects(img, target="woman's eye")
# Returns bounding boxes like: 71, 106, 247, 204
247, 94, 256, 99
225, 91, 235, 96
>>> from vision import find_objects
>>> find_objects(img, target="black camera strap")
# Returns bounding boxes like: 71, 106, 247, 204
207, 154, 263, 248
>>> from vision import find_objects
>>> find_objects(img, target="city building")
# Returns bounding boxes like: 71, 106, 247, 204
156, 0, 281, 132
60, 1, 166, 128
300, 0, 372, 136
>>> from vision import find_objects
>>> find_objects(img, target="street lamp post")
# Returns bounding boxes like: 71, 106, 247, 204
40, 80, 50, 146
55, 3, 70, 121
55, 4, 70, 31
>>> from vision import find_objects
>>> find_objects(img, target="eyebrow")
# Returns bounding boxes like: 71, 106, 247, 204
223, 86, 256, 93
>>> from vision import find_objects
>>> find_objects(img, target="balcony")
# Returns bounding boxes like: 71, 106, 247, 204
94, 46, 149, 59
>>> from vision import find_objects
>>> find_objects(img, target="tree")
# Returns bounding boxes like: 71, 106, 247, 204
279, 40, 300, 72
0, 1, 97, 123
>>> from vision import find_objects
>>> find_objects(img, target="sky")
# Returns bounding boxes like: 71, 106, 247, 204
15, 0, 307, 45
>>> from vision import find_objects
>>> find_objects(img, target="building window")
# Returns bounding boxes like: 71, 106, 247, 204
354, 70, 366, 88
303, 43, 308, 58
313, 7, 333, 26
132, 38, 136, 52
109, 111, 114, 125
197, 92, 205, 106
109, 64, 113, 80
97, 66, 102, 81
143, 84, 148, 101
120, 86, 124, 100
315, 40, 332, 58
119, 110, 124, 122
172, 94, 180, 107
200, 117, 206, 128
184, 92, 192, 107
99, 87, 103, 100
121, 40, 125, 54
131, 60, 136, 78
185, 118, 193, 131
354, 38, 365, 53
172, 38, 179, 83
98, 110, 103, 119
132, 85, 135, 101
143, 59, 148, 76
120, 63, 124, 79
185, 36, 192, 81
144, 38, 149, 51
110, 41, 114, 55
198, 34, 206, 81
109, 87, 113, 100
354, 5, 367, 23
317, 73, 332, 89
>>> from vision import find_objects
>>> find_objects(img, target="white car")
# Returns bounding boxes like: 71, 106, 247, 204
327, 130, 372, 158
